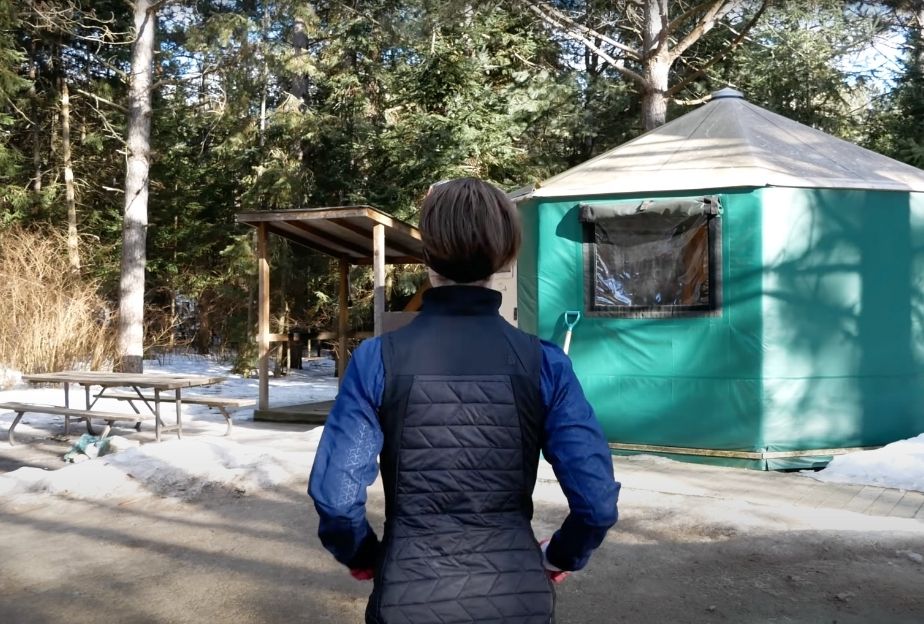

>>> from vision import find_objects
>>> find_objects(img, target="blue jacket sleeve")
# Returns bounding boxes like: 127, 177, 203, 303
307, 338, 385, 569
540, 339, 620, 571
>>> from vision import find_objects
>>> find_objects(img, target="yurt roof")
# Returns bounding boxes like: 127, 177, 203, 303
527, 88, 924, 198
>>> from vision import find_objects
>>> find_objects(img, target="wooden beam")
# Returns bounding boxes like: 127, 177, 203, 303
265, 224, 357, 259
259, 224, 420, 265
338, 258, 350, 383
362, 207, 423, 240
352, 255, 423, 266
237, 206, 424, 242
289, 220, 371, 257
609, 442, 763, 460
257, 223, 270, 411
329, 217, 423, 259
608, 442, 880, 461
314, 330, 373, 340
236, 207, 372, 223
373, 223, 386, 336
326, 217, 371, 240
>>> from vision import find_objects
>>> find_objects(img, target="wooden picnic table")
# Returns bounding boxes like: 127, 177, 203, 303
20, 371, 227, 442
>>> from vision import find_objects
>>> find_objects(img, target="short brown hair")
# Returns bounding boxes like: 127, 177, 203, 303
419, 178, 521, 283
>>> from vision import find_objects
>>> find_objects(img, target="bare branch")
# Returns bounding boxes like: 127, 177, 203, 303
1, 94, 35, 125
79, 94, 127, 146
512, 51, 540, 68
522, 1, 647, 86
669, 0, 729, 61
151, 63, 220, 90
667, 0, 770, 98
75, 88, 127, 112
520, 0, 640, 60
90, 55, 129, 81
673, 94, 711, 106
666, 0, 723, 36
25, 2, 133, 43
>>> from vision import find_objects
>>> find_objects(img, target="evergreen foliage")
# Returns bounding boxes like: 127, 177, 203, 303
711, 0, 882, 140
866, 1, 924, 166
0, 0, 919, 368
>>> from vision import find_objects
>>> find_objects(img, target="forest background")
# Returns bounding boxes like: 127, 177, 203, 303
0, 0, 922, 374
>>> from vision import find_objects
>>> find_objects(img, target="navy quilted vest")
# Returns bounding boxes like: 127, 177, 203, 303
367, 285, 553, 624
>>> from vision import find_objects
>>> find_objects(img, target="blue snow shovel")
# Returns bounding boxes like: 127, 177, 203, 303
562, 311, 582, 355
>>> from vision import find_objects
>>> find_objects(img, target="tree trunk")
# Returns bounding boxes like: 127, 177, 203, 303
259, 2, 270, 147
641, 0, 669, 131
642, 53, 670, 130
291, 17, 308, 100
60, 78, 80, 272
29, 44, 42, 213
117, 0, 156, 373
170, 212, 178, 350
915, 3, 924, 73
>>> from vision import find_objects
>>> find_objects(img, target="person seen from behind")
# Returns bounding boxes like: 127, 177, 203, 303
308, 177, 620, 623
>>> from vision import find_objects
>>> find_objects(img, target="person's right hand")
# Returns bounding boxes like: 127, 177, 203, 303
539, 539, 571, 584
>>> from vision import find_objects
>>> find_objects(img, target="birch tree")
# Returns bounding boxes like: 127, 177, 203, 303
60, 76, 79, 271
118, 0, 157, 372
520, 0, 771, 129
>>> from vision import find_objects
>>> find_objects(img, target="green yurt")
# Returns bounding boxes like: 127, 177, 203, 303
515, 88, 924, 470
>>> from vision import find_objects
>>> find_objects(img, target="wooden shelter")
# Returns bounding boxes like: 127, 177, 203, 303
235, 206, 424, 414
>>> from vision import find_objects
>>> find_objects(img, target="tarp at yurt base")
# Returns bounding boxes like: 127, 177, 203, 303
515, 88, 924, 470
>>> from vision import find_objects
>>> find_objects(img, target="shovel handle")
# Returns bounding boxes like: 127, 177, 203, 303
564, 311, 581, 330
562, 311, 581, 355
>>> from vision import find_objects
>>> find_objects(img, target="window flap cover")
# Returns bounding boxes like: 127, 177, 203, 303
579, 196, 720, 222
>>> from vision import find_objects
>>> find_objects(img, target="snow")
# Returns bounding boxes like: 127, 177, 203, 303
0, 354, 337, 502
1, 354, 923, 502
805, 434, 924, 492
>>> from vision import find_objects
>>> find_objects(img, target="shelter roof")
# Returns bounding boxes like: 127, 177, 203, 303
235, 205, 423, 265
529, 88, 924, 198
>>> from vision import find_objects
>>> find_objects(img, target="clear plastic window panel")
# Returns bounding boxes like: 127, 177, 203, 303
593, 213, 710, 308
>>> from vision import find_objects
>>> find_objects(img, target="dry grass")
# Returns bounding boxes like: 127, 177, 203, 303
0, 227, 117, 375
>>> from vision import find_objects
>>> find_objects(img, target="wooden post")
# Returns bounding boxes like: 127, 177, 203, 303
257, 223, 270, 411
373, 223, 385, 336
338, 258, 349, 383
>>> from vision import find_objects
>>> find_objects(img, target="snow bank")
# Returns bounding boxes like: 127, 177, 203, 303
4, 353, 923, 504
0, 431, 326, 501
0, 354, 337, 502
806, 434, 924, 492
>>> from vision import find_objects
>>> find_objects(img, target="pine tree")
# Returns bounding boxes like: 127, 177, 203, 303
518, 0, 771, 130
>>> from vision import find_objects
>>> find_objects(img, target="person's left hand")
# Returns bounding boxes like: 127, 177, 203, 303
350, 568, 374, 581
539, 539, 571, 584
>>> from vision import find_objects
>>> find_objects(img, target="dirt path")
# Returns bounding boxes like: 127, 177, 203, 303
1, 456, 922, 623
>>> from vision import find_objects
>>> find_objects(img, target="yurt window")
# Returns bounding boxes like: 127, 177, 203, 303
579, 197, 721, 317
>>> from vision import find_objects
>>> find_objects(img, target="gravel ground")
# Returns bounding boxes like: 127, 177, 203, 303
1, 435, 922, 624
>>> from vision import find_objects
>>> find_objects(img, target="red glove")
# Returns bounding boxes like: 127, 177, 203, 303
350, 568, 374, 581
539, 539, 571, 584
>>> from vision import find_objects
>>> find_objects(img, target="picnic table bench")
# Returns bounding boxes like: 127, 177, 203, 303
96, 391, 254, 436
3, 371, 229, 445
0, 402, 149, 446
